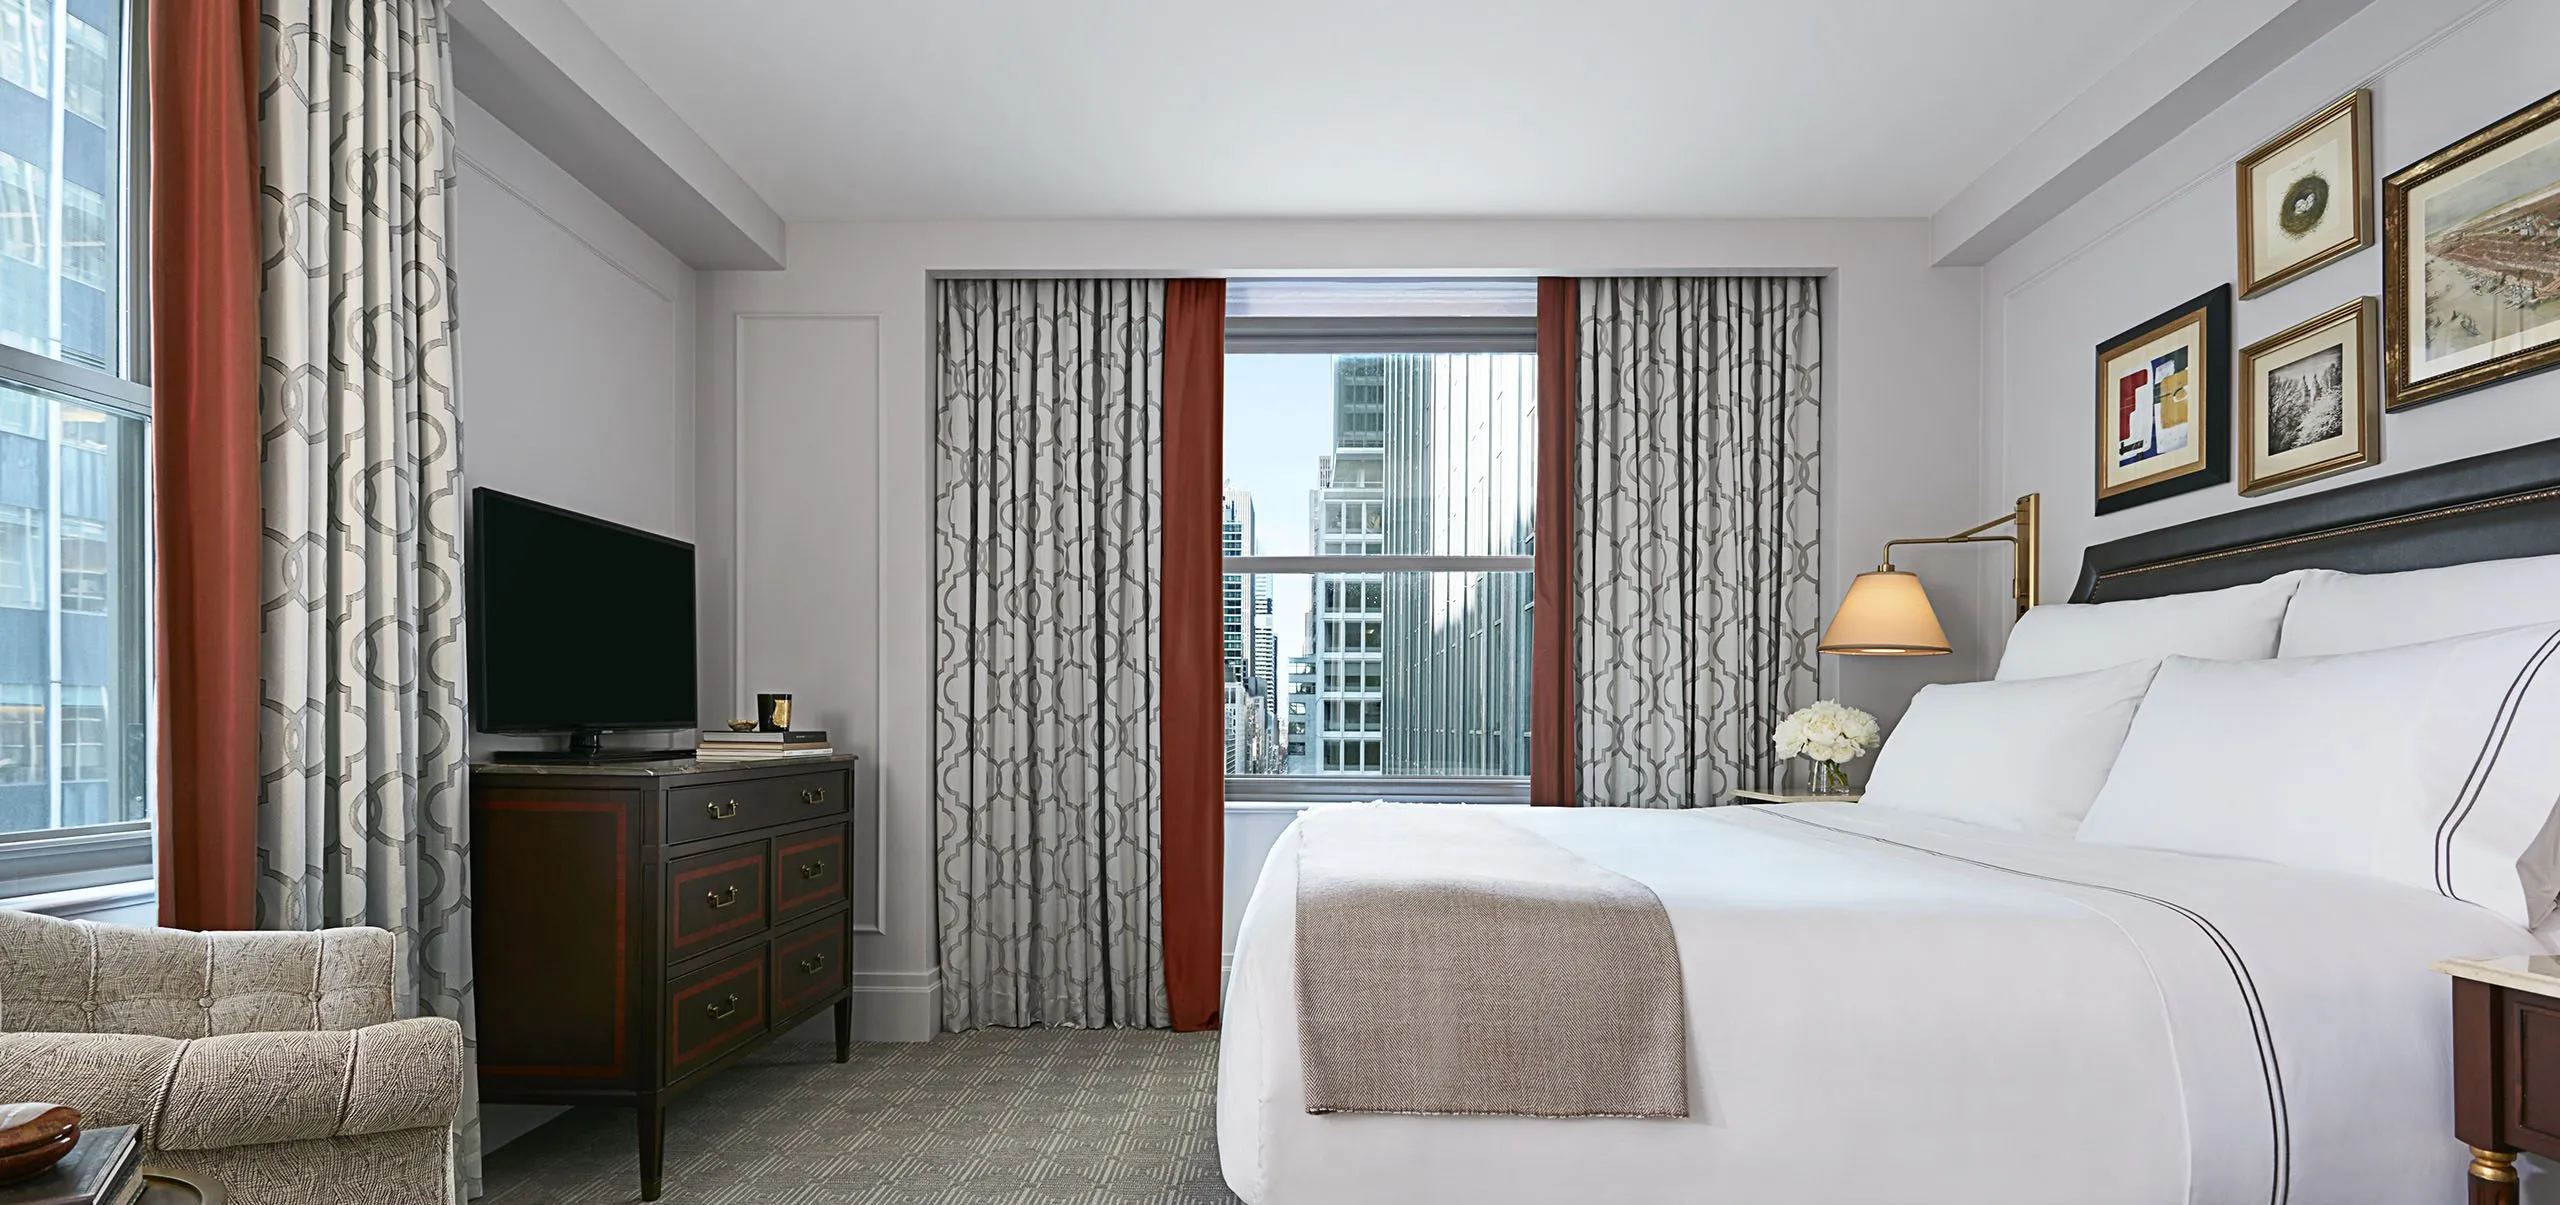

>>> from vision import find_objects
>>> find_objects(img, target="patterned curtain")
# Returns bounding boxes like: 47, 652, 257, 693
933, 279, 1170, 1031
252, 0, 478, 1196
1575, 277, 1823, 809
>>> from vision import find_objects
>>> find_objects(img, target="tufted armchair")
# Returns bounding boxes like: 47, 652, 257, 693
0, 909, 462, 1205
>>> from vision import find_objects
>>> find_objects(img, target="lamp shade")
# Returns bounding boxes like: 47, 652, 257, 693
1820, 571, 1951, 656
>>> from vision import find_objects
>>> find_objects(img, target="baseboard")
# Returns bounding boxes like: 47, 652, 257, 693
846, 969, 940, 1043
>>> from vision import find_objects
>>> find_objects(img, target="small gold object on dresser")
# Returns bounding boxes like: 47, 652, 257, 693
2433, 954, 2560, 1205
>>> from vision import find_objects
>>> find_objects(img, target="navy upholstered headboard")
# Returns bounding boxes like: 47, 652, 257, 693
2072, 435, 2560, 604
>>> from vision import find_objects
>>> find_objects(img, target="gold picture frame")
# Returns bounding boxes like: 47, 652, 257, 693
2237, 89, 2374, 299
2238, 297, 2381, 496
2384, 86, 2560, 409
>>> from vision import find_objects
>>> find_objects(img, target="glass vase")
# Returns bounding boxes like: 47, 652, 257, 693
1805, 759, 1853, 796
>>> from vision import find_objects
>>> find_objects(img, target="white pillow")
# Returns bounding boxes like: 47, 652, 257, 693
1995, 574, 2304, 680
1860, 661, 2159, 835
2281, 556, 2560, 657
2077, 624, 2560, 927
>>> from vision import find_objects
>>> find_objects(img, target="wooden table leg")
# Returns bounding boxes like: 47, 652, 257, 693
638, 1093, 667, 1202
2469, 1146, 2519, 1205
834, 996, 853, 1064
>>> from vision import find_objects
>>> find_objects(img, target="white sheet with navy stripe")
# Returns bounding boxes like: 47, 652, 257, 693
1218, 803, 2548, 1205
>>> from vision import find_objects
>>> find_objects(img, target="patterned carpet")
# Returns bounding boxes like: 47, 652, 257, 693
481, 1027, 1239, 1204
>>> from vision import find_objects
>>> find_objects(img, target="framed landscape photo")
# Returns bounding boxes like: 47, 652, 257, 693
2238, 297, 2380, 496
2096, 285, 2232, 515
2385, 87, 2560, 409
2237, 89, 2373, 299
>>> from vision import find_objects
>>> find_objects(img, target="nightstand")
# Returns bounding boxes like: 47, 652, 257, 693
2435, 954, 2560, 1204
1729, 789, 1861, 805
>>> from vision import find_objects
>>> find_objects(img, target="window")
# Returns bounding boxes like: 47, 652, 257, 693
1220, 280, 1538, 801
62, 15, 107, 128
0, 152, 45, 268
0, 0, 46, 99
0, 385, 145, 848
61, 182, 108, 292
0, 0, 146, 904
0, 504, 36, 607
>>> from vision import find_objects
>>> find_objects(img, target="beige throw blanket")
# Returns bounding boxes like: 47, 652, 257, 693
1293, 804, 1689, 1118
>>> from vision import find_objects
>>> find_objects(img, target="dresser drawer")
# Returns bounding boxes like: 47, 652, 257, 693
668, 844, 767, 956
772, 824, 849, 923
665, 767, 851, 845
770, 913, 850, 1022
668, 944, 767, 1082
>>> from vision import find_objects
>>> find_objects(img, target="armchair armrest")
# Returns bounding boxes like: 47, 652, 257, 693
0, 1018, 463, 1151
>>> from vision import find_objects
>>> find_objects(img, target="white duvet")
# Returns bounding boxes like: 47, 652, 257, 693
1217, 803, 2550, 1205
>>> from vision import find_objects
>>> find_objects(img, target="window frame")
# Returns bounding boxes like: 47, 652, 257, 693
0, 0, 152, 908
1222, 310, 1537, 806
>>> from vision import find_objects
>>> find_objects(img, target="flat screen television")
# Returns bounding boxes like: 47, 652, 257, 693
468, 488, 697, 761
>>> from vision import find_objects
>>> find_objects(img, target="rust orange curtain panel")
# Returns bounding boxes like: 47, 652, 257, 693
1531, 277, 1579, 807
152, 0, 263, 930
1162, 278, 1227, 1030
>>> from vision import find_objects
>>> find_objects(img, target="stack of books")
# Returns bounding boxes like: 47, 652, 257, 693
0, 1122, 142, 1205
696, 730, 834, 761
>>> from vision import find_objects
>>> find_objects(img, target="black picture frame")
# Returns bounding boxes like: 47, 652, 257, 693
2094, 284, 2233, 515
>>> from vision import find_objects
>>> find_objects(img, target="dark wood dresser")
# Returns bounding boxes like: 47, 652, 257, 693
471, 755, 863, 1201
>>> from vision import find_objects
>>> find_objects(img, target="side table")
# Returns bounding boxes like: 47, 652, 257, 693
1729, 789, 1862, 805
138, 1167, 225, 1205
2435, 954, 2560, 1205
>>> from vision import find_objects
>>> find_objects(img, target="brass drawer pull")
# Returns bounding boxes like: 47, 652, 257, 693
704, 885, 740, 909
706, 799, 739, 820
798, 859, 826, 880
798, 954, 827, 975
704, 994, 740, 1021
801, 787, 827, 805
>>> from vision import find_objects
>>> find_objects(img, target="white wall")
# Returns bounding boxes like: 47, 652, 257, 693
453, 96, 709, 754
1981, 0, 2560, 652
1979, 2, 2560, 1190
701, 219, 1989, 1037
453, 96, 708, 1152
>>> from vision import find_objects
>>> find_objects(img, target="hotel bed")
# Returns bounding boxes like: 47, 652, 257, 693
1217, 436, 2560, 1205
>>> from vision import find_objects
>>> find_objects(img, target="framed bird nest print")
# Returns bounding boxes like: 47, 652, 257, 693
2385, 86, 2560, 409
2096, 285, 2231, 515
2238, 297, 2380, 496
2237, 89, 2373, 299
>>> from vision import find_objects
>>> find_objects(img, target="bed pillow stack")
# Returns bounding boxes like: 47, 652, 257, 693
1993, 574, 2303, 680
2278, 552, 2560, 656
2077, 623, 2560, 927
1860, 573, 2303, 835
1860, 661, 2158, 835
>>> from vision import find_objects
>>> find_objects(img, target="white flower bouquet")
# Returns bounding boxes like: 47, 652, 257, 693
1771, 699, 1880, 793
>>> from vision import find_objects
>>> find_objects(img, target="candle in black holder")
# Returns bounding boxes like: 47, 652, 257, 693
757, 693, 793, 733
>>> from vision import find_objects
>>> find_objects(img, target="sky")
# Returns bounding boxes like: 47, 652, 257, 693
1222, 354, 1337, 667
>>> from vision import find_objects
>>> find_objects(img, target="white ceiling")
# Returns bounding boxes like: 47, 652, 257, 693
560, 0, 2193, 223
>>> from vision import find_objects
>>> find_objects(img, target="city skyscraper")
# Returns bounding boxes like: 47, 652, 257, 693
1221, 484, 1283, 773
1291, 357, 1388, 774
1295, 354, 1533, 777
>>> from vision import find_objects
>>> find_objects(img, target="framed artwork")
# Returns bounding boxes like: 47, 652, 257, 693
2237, 89, 2374, 299
2385, 86, 2560, 409
2238, 297, 2381, 496
2095, 285, 2231, 515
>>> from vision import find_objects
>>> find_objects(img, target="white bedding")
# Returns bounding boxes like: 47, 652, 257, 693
1217, 803, 2549, 1205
